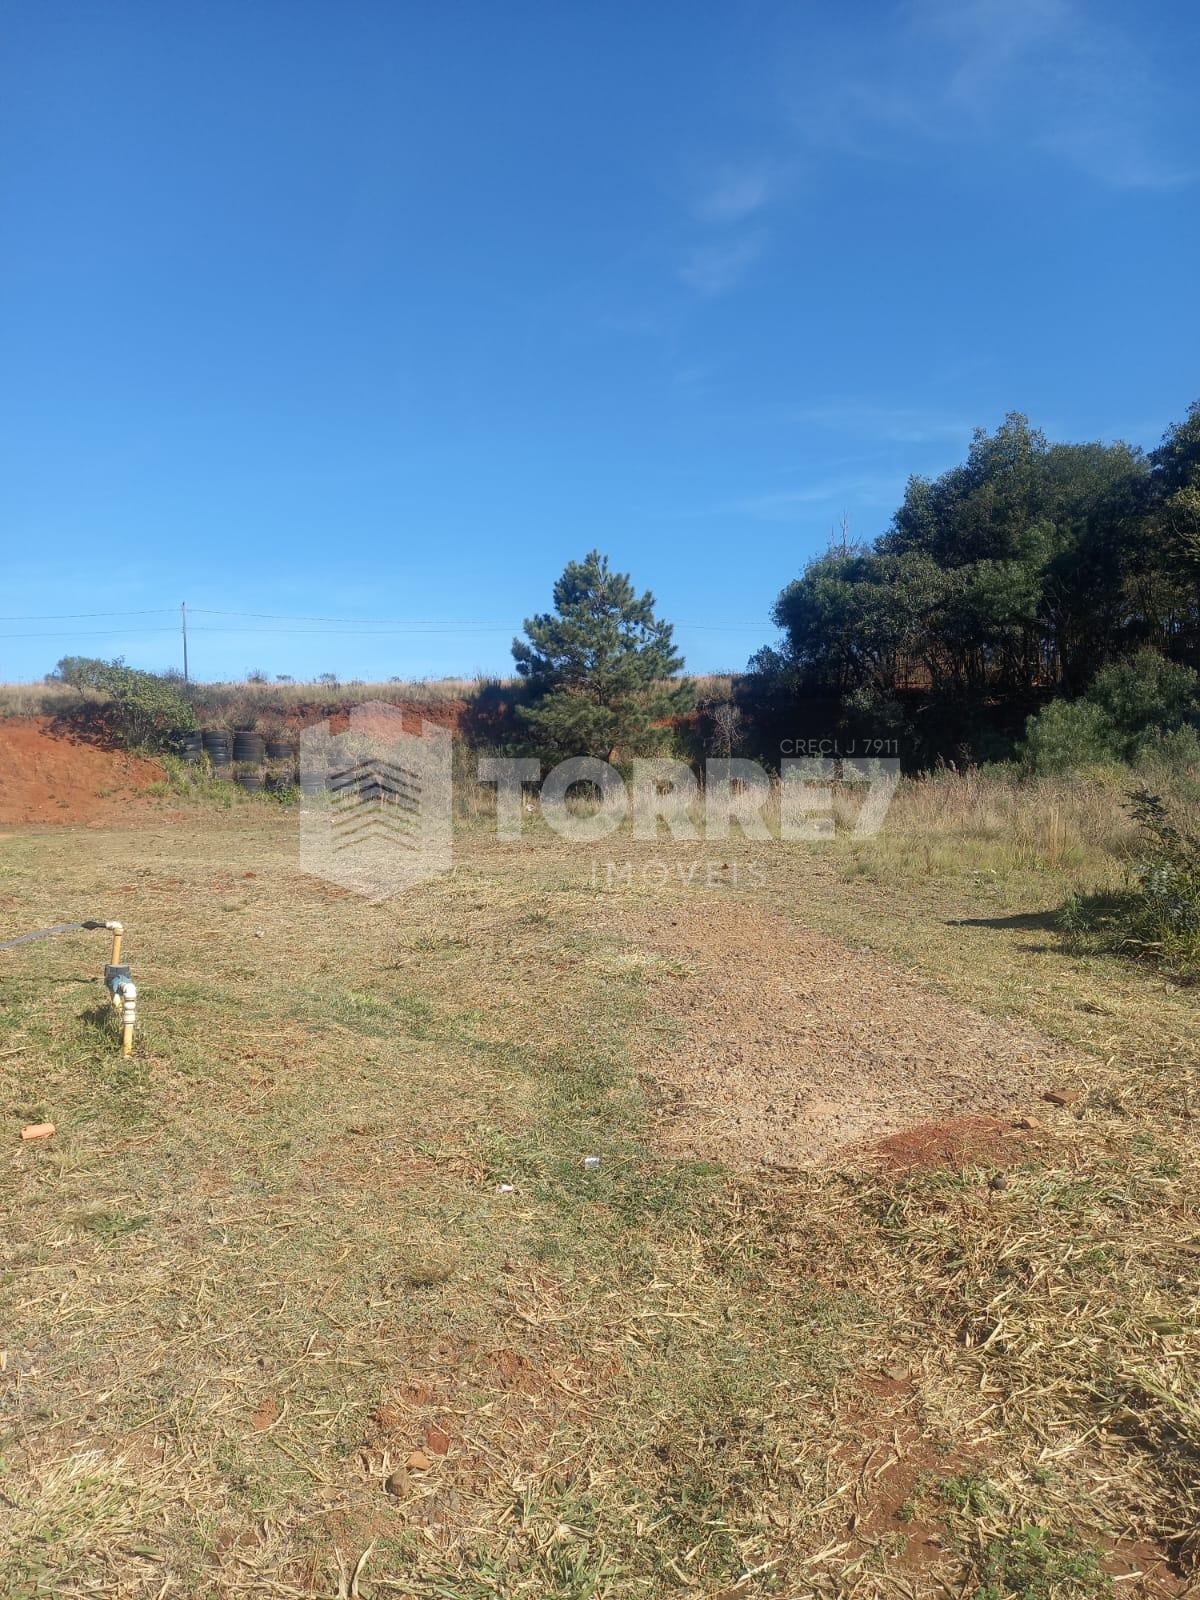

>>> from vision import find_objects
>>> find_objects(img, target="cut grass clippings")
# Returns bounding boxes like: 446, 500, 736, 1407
0, 803, 1197, 1597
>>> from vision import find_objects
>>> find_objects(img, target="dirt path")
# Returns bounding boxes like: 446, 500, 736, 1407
623, 894, 1080, 1168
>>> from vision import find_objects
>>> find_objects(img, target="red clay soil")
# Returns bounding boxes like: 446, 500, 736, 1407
856, 1113, 1053, 1174
320, 701, 469, 738
210, 698, 474, 739
0, 717, 163, 826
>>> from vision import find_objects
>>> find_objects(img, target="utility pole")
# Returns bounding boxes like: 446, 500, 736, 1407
181, 602, 189, 684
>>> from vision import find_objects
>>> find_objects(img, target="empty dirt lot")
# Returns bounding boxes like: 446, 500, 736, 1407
1, 797, 1197, 1598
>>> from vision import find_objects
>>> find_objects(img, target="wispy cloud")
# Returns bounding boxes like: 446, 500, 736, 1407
929, 0, 1071, 102
794, 404, 974, 446
917, 0, 1197, 189
670, 360, 719, 391
679, 232, 766, 297
677, 156, 781, 297
673, 0, 1193, 313
794, 0, 1196, 191
693, 162, 773, 224
727, 473, 903, 520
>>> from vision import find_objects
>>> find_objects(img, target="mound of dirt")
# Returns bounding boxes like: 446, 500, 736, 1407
630, 899, 1081, 1168
0, 717, 163, 826
853, 1113, 1050, 1173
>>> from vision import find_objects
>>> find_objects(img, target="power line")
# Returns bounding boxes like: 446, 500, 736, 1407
0, 609, 175, 621
0, 623, 514, 640
0, 607, 768, 641
0, 616, 510, 635
0, 626, 184, 639
190, 607, 762, 630
0, 620, 767, 639
0, 621, 487, 637
190, 625, 515, 636
191, 608, 498, 626
192, 612, 517, 632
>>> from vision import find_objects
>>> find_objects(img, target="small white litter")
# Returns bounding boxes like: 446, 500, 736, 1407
581, 1155, 600, 1171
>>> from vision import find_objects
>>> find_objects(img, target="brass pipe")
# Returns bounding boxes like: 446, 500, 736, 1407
120, 981, 136, 1058
103, 923, 133, 1056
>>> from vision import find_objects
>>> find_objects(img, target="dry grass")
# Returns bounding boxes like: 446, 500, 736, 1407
194, 676, 500, 715
775, 1091, 1200, 1590
0, 675, 734, 732
1, 788, 1197, 1597
0, 682, 107, 718
0, 677, 506, 729
836, 765, 1156, 885
0, 818, 846, 1596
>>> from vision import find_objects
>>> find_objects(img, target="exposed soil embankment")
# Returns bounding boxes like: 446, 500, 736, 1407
317, 700, 470, 738
0, 717, 163, 825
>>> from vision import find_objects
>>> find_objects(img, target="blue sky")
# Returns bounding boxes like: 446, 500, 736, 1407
2, 0, 1197, 683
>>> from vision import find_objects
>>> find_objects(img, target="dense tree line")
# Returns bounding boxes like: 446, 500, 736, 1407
43, 405, 1200, 778
748, 405, 1200, 766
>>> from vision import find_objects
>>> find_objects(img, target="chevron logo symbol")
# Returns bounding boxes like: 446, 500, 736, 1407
328, 756, 423, 852
298, 705, 453, 900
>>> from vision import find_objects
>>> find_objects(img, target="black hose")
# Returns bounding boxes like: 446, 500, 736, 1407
0, 920, 108, 952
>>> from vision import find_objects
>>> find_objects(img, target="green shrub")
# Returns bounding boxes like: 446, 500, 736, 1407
153, 756, 299, 807
1136, 723, 1200, 775
1060, 787, 1200, 976
1021, 700, 1119, 774
1023, 650, 1200, 774
1087, 650, 1199, 751
52, 656, 195, 750
1127, 788, 1200, 958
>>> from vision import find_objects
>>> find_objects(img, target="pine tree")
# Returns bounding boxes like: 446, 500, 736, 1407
513, 551, 692, 760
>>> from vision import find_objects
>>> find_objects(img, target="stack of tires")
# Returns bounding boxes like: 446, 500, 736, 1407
232, 729, 265, 763
266, 738, 298, 793
192, 727, 305, 794
202, 729, 231, 774
233, 729, 266, 791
